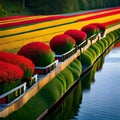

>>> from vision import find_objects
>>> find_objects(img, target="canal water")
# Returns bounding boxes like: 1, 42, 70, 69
44, 41, 120, 120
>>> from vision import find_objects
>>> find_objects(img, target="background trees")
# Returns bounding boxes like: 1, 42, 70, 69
0, 0, 120, 16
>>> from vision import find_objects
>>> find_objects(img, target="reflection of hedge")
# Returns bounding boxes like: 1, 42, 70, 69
3, 29, 120, 120
80, 28, 120, 67
5, 59, 82, 120
81, 57, 102, 90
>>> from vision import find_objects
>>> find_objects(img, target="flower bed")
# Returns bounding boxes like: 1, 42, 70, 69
50, 34, 76, 61
64, 29, 87, 45
18, 42, 56, 74
0, 61, 24, 104
89, 23, 106, 38
81, 24, 99, 38
50, 34, 76, 54
0, 52, 35, 80
64, 29, 87, 51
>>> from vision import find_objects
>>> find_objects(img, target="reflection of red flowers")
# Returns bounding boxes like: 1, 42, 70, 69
81, 24, 99, 38
50, 34, 76, 55
18, 42, 54, 67
0, 61, 23, 84
89, 23, 106, 32
0, 52, 34, 79
64, 29, 87, 45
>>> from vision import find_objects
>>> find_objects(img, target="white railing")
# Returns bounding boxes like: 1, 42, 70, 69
0, 82, 26, 100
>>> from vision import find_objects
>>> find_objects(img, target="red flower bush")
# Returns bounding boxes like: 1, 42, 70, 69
89, 23, 106, 33
0, 52, 34, 79
0, 61, 23, 84
18, 42, 55, 67
50, 34, 76, 55
64, 29, 87, 45
81, 24, 100, 38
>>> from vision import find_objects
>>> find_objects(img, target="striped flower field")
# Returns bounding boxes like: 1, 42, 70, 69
0, 6, 120, 53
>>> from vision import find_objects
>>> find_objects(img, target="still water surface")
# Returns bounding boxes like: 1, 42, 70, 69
44, 42, 120, 120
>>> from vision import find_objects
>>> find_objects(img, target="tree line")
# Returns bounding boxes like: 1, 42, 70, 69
26, 0, 120, 14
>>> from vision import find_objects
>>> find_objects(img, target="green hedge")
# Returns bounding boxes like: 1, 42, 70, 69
79, 28, 120, 67
89, 44, 101, 57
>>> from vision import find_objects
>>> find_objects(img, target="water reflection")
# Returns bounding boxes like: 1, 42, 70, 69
43, 41, 120, 120
44, 82, 82, 120
44, 51, 107, 120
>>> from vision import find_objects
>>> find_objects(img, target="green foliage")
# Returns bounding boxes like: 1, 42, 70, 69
101, 38, 109, 48
67, 59, 82, 80
39, 78, 63, 106
106, 34, 114, 45
67, 65, 80, 80
56, 73, 66, 92
0, 0, 120, 16
27, 0, 80, 14
0, 4, 8, 16
90, 44, 100, 57
87, 47, 96, 61
61, 68, 74, 88
97, 40, 106, 52
79, 52, 93, 67
111, 30, 119, 40
0, 80, 21, 95
94, 42, 103, 54
69, 59, 82, 73
6, 93, 49, 120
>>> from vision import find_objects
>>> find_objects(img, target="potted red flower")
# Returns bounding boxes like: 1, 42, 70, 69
64, 29, 87, 45
0, 51, 35, 87
64, 29, 87, 49
18, 42, 57, 75
81, 24, 100, 39
90, 23, 106, 38
50, 34, 76, 61
0, 61, 23, 103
